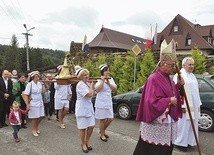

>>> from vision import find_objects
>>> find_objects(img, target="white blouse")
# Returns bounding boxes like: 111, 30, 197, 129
75, 81, 94, 117
24, 81, 43, 107
94, 77, 116, 109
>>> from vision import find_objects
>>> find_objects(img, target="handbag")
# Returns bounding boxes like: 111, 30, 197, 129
21, 82, 32, 104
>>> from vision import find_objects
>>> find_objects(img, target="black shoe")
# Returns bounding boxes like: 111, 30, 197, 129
81, 145, 89, 153
0, 124, 3, 128
100, 136, 108, 142
104, 134, 109, 139
2, 123, 8, 127
175, 145, 188, 152
86, 145, 93, 151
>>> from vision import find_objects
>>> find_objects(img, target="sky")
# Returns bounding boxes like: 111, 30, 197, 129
0, 0, 214, 51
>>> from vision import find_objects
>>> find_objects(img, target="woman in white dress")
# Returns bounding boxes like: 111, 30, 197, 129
94, 64, 117, 142
23, 71, 45, 137
54, 82, 72, 129
75, 68, 95, 153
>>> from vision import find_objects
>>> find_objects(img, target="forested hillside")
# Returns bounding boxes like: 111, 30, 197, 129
0, 44, 65, 73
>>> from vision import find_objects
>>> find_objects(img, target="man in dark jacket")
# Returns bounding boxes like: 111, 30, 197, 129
0, 70, 14, 128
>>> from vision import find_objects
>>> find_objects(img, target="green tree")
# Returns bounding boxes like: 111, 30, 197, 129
3, 46, 16, 71
11, 34, 19, 48
2, 35, 20, 71
136, 49, 156, 88
191, 47, 206, 74
117, 51, 135, 94
110, 54, 124, 89
94, 54, 106, 76
84, 59, 96, 77
29, 48, 44, 70
14, 48, 25, 72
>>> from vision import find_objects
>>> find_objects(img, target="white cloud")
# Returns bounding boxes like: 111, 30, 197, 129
0, 0, 213, 51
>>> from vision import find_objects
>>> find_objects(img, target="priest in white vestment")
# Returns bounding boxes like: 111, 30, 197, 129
173, 57, 202, 152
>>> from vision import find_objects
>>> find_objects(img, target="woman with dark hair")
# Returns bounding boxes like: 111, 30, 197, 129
94, 64, 117, 142
12, 73, 28, 128
23, 71, 45, 137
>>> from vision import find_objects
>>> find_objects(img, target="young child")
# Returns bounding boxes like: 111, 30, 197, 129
43, 84, 51, 120
9, 102, 29, 143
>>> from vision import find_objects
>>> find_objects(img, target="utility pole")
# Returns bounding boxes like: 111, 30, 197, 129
22, 24, 35, 71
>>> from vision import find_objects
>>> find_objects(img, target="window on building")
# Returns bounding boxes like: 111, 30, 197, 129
136, 40, 142, 44
187, 38, 191, 45
174, 26, 178, 32
208, 37, 214, 45
185, 38, 191, 46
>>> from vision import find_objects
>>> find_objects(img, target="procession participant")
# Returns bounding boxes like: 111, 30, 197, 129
46, 73, 53, 82
23, 71, 45, 137
173, 57, 202, 152
43, 84, 51, 120
54, 65, 63, 121
0, 70, 14, 128
54, 79, 72, 129
9, 101, 29, 142
42, 73, 54, 120
49, 78, 56, 120
12, 72, 28, 128
94, 64, 117, 142
133, 39, 184, 155
69, 65, 81, 114
75, 67, 95, 153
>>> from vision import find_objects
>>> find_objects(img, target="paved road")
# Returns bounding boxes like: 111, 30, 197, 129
0, 114, 213, 155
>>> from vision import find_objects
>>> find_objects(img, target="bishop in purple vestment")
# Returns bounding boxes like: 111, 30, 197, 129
133, 39, 184, 155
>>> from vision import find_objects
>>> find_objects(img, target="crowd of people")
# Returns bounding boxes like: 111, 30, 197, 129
0, 39, 202, 154
0, 64, 118, 154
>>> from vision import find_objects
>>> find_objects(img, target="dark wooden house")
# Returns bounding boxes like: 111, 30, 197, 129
70, 14, 214, 57
88, 27, 146, 54
153, 14, 214, 56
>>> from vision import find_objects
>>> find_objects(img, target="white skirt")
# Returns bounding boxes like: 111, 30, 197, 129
95, 107, 114, 119
28, 106, 45, 119
76, 115, 95, 129
55, 99, 69, 110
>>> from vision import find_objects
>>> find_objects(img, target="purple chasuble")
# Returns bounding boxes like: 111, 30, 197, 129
136, 69, 182, 123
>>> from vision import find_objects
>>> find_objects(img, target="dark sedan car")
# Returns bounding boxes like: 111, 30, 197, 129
112, 74, 214, 132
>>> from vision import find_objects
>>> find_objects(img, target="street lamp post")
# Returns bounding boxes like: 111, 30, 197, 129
22, 24, 35, 71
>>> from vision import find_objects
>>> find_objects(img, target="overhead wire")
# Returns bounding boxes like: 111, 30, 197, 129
0, 0, 22, 32
14, 0, 29, 25
0, 0, 29, 45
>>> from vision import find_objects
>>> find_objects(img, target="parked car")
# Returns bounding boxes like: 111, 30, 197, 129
112, 74, 214, 132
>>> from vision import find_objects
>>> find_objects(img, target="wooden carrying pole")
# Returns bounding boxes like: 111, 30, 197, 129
55, 77, 111, 85
175, 64, 201, 155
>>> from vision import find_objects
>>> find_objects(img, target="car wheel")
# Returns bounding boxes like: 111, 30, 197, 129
199, 109, 214, 132
117, 103, 132, 120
